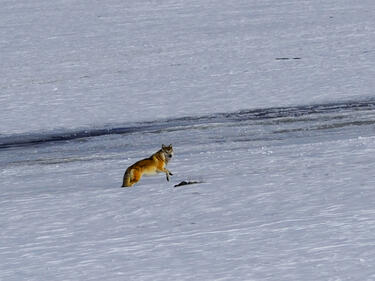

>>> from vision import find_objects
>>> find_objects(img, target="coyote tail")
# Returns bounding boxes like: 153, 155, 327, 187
122, 168, 132, 187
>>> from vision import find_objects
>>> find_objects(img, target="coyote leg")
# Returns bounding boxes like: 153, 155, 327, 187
165, 169, 173, 181
131, 170, 142, 185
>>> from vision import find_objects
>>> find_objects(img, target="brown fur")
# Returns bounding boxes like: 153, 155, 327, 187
122, 144, 174, 187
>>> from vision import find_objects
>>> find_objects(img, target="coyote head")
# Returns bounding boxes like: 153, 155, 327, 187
162, 144, 174, 160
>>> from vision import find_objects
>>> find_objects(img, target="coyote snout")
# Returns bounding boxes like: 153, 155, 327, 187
122, 144, 174, 187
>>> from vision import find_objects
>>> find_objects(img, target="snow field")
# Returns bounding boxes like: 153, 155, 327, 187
1, 133, 375, 280
1, 0, 375, 134
1, 0, 375, 279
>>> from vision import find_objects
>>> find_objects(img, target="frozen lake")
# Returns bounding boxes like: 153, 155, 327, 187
1, 0, 375, 280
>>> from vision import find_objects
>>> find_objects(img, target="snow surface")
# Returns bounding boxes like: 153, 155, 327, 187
1, 0, 375, 134
1, 0, 375, 280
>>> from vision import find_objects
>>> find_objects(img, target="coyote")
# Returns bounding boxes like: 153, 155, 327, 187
122, 144, 174, 187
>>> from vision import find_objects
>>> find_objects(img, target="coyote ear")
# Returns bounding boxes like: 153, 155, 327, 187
162, 144, 166, 149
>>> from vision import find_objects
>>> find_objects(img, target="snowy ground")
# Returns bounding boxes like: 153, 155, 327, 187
1, 0, 375, 134
1, 0, 375, 280
2, 102, 375, 280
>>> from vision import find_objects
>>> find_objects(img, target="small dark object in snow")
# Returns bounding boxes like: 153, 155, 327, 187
174, 181, 201, 187
275, 57, 301, 60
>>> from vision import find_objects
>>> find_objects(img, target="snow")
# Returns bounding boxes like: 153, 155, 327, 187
1, 0, 375, 280
1, 0, 375, 134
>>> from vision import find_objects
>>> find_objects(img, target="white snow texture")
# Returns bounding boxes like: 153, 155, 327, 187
1, 0, 375, 280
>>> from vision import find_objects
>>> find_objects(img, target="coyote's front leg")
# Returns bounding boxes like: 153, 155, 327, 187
165, 169, 173, 181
